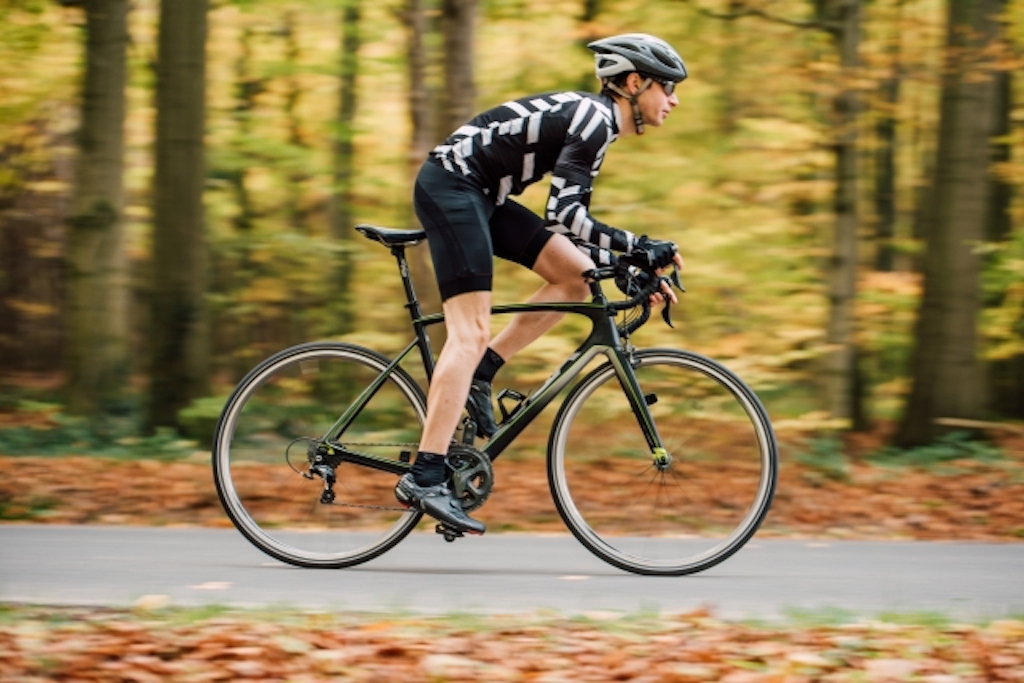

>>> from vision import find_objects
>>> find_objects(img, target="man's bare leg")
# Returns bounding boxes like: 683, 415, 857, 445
489, 234, 595, 361
394, 290, 491, 535
418, 290, 492, 455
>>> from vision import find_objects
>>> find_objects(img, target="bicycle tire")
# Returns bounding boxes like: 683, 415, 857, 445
547, 348, 778, 576
213, 341, 426, 568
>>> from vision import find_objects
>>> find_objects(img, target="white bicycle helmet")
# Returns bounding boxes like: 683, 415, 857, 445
588, 33, 688, 83
586, 34, 686, 135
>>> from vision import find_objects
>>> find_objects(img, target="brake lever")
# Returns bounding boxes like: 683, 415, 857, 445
660, 268, 686, 329
651, 275, 672, 328
670, 268, 685, 292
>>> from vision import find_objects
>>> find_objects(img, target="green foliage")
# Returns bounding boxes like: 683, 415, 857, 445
792, 436, 851, 484
0, 399, 200, 459
981, 232, 1024, 362
876, 612, 952, 629
782, 606, 860, 627
177, 396, 228, 445
870, 431, 1004, 468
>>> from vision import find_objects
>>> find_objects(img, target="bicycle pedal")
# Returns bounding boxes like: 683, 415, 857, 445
435, 523, 464, 542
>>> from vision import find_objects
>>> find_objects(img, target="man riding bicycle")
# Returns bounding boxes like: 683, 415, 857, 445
395, 33, 688, 534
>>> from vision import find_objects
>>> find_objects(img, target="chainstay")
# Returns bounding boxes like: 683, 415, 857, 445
312, 441, 418, 511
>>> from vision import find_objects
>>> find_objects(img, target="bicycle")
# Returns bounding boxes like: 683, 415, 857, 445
212, 224, 778, 576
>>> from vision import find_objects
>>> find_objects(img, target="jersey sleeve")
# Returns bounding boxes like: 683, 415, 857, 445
564, 233, 619, 266
544, 99, 637, 257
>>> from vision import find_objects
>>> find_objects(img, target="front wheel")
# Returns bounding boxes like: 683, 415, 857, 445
548, 348, 778, 576
212, 342, 426, 568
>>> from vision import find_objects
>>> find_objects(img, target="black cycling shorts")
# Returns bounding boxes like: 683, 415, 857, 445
413, 161, 554, 301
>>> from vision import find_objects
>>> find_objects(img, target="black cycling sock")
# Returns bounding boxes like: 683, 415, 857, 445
473, 347, 505, 384
410, 451, 447, 487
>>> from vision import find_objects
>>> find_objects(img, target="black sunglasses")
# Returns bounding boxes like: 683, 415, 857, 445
654, 79, 677, 96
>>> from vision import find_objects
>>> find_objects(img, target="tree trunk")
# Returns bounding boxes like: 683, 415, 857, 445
894, 0, 998, 447
873, 0, 903, 272
985, 4, 1020, 418
0, 122, 72, 376
985, 64, 1012, 244
283, 10, 310, 233
230, 26, 260, 233
440, 0, 476, 135
147, 0, 210, 432
576, 0, 601, 90
65, 0, 130, 420
401, 0, 443, 328
717, 0, 744, 135
822, 0, 866, 428
329, 0, 360, 336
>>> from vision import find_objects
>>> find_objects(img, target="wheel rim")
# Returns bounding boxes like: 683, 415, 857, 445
550, 350, 776, 574
214, 345, 424, 566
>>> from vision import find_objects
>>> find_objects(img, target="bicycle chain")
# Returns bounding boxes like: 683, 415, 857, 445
327, 500, 408, 512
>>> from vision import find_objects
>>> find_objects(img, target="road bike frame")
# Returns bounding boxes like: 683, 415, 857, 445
323, 240, 665, 476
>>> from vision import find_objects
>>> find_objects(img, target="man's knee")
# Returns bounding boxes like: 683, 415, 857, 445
535, 235, 595, 290
451, 320, 490, 354
566, 265, 594, 299
443, 291, 492, 353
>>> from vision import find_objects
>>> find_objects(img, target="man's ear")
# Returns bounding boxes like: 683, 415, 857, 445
626, 72, 641, 96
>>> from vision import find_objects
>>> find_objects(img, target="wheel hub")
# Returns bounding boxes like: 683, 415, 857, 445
652, 447, 672, 471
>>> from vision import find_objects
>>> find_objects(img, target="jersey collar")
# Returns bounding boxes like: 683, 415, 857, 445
601, 93, 622, 136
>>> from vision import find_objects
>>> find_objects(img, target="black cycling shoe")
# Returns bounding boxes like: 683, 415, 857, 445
394, 473, 486, 535
466, 379, 499, 438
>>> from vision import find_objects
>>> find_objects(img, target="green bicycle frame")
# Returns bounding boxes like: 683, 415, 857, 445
323, 243, 664, 473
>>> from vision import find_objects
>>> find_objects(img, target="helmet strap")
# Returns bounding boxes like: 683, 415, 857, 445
604, 78, 653, 135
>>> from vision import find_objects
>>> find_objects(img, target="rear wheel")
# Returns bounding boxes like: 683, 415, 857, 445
548, 348, 777, 575
212, 342, 425, 568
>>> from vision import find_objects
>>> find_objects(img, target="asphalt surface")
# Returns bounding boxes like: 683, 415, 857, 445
1, 525, 1022, 620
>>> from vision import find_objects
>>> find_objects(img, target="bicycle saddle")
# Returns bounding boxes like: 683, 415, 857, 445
355, 224, 426, 247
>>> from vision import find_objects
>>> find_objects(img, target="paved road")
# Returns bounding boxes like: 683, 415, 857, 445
1, 525, 1021, 620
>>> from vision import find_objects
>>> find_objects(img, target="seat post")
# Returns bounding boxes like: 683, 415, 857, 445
391, 246, 422, 319
392, 245, 437, 382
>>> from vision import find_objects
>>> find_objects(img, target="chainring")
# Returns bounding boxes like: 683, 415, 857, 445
446, 444, 494, 512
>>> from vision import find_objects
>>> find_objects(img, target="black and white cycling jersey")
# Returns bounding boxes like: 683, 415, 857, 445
429, 91, 637, 266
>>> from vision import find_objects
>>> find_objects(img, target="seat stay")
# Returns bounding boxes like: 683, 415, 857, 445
322, 338, 422, 443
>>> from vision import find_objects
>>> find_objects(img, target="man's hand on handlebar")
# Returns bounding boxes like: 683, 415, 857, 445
649, 252, 684, 306
614, 250, 684, 306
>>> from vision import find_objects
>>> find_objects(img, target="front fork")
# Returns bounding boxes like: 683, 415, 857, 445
608, 347, 671, 471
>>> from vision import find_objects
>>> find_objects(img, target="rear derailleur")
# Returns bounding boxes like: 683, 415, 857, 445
303, 439, 341, 504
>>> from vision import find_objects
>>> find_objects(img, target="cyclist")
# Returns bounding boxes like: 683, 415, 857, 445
395, 33, 687, 534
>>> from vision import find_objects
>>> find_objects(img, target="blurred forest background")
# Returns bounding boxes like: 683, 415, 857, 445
0, 0, 1022, 456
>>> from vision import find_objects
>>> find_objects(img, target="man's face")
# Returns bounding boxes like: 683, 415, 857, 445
637, 78, 679, 128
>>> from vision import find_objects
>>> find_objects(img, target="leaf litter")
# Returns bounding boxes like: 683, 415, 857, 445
1, 426, 1023, 539
2, 606, 1024, 682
